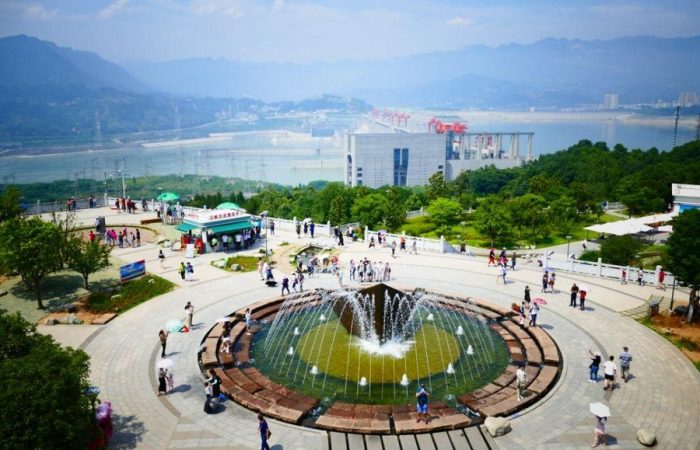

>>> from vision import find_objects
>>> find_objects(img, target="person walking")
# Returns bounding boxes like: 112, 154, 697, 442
548, 272, 556, 293
541, 272, 549, 293
637, 268, 644, 286
207, 369, 221, 399
570, 283, 579, 307
136, 229, 141, 247
411, 238, 417, 255
158, 250, 165, 270
178, 262, 186, 281
270, 220, 275, 235
524, 286, 531, 304
592, 416, 608, 448
579, 289, 587, 311
184, 301, 194, 329
295, 222, 301, 239
518, 302, 527, 329
158, 368, 167, 396
281, 275, 290, 295
186, 262, 194, 281
620, 267, 628, 284
657, 268, 666, 290
588, 350, 601, 382
603, 355, 617, 391
159, 329, 168, 358
619, 346, 633, 382
415, 383, 430, 424
310, 222, 315, 238
511, 252, 517, 270
516, 363, 527, 401
258, 414, 271, 450
391, 240, 397, 258
166, 369, 174, 392
529, 302, 539, 327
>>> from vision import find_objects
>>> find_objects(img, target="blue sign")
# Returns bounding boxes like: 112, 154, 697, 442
120, 260, 146, 283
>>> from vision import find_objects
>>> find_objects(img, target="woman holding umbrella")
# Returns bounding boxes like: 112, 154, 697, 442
589, 402, 610, 447
157, 368, 167, 396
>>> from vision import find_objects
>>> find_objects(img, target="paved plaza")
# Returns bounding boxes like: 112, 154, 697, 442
39, 207, 700, 450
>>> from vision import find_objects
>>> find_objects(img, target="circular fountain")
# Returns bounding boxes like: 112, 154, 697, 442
199, 284, 562, 434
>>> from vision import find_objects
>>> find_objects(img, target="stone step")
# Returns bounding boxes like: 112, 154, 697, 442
91, 313, 117, 325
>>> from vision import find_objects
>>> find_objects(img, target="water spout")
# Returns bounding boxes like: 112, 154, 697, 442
293, 327, 300, 336
456, 325, 464, 335
446, 363, 455, 374
400, 374, 410, 386
319, 314, 326, 322
287, 346, 294, 356
426, 313, 434, 321
359, 377, 367, 387
310, 365, 319, 375
467, 345, 474, 355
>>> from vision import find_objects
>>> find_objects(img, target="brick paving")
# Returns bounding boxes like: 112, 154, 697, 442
41, 225, 700, 450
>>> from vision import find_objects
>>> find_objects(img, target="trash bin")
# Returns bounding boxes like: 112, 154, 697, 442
648, 300, 660, 317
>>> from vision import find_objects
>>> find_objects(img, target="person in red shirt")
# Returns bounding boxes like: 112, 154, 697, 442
657, 268, 666, 291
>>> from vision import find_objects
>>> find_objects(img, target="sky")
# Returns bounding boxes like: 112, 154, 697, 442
0, 0, 698, 63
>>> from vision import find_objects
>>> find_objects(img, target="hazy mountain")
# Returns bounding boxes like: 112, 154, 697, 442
124, 35, 700, 107
0, 35, 151, 93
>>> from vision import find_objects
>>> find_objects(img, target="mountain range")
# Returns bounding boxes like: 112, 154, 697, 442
0, 34, 699, 146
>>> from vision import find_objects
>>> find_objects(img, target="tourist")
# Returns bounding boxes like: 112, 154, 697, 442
570, 283, 579, 307
384, 262, 391, 281
292, 273, 300, 292
579, 289, 587, 311
141, 198, 147, 211
295, 222, 301, 239
89, 230, 95, 242
548, 272, 556, 293
186, 262, 194, 281
258, 414, 271, 450
524, 286, 531, 304
158, 250, 165, 270
245, 308, 253, 334
337, 270, 344, 287
516, 363, 527, 401
338, 232, 344, 246
603, 356, 617, 391
488, 248, 496, 266
207, 369, 221, 399
620, 268, 628, 284
310, 221, 315, 238
411, 238, 417, 255
391, 240, 397, 258
159, 330, 168, 358
158, 368, 167, 396
204, 380, 213, 406
497, 264, 507, 284
349, 259, 356, 281
166, 369, 174, 392
591, 416, 607, 448
588, 350, 601, 382
400, 235, 406, 251
264, 262, 273, 281
281, 275, 290, 295
416, 383, 430, 424
637, 268, 644, 286
369, 236, 376, 248
511, 252, 516, 270
270, 220, 275, 235
619, 347, 633, 382
541, 272, 549, 293
178, 262, 186, 281
185, 301, 194, 328
529, 302, 539, 327
136, 229, 141, 247
519, 302, 527, 328
657, 268, 666, 290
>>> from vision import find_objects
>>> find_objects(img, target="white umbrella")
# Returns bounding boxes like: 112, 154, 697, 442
589, 402, 611, 417
216, 317, 230, 323
303, 218, 313, 223
579, 285, 592, 293
157, 358, 175, 369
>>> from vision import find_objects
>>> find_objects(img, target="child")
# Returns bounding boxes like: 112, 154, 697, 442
166, 369, 174, 392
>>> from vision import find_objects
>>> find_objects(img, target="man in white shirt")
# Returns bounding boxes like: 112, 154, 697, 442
603, 355, 617, 391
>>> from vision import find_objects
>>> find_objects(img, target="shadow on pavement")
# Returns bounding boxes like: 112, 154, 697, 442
170, 383, 191, 393
109, 414, 146, 449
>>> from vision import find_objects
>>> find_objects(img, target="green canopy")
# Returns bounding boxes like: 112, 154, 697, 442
156, 192, 180, 202
176, 223, 198, 233
216, 202, 241, 210
208, 221, 254, 234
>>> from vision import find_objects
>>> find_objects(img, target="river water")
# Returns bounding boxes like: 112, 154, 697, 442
0, 112, 695, 185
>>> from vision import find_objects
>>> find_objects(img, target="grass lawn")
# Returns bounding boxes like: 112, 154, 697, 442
399, 212, 623, 249
0, 264, 122, 323
86, 274, 175, 313
218, 255, 260, 272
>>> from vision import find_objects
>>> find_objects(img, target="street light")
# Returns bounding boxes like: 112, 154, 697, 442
260, 210, 269, 261
566, 235, 572, 259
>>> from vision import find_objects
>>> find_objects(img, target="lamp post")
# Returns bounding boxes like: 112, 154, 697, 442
261, 210, 269, 261
566, 235, 572, 259
670, 276, 677, 312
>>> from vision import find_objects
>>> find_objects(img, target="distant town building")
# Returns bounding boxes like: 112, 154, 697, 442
345, 131, 533, 188
677, 91, 699, 107
603, 94, 619, 110
672, 183, 700, 212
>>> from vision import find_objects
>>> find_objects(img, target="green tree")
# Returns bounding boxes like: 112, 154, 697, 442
351, 193, 389, 230
507, 194, 549, 244
0, 186, 24, 222
473, 197, 512, 246
427, 198, 462, 236
599, 235, 644, 266
383, 188, 407, 232
65, 238, 111, 289
550, 196, 578, 235
328, 196, 349, 225
0, 311, 93, 448
426, 172, 449, 200
665, 210, 700, 322
0, 217, 64, 309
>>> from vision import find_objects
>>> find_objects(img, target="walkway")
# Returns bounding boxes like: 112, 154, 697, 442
42, 224, 700, 450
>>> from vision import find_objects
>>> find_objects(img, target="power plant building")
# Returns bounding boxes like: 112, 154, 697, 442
345, 130, 533, 188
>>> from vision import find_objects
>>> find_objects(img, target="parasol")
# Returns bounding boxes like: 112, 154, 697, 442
216, 202, 241, 210
589, 402, 611, 417
157, 358, 175, 369
156, 192, 180, 202
534, 298, 548, 305
165, 319, 184, 333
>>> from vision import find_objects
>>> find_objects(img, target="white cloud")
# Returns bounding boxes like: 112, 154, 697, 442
272, 0, 284, 14
192, 0, 250, 17
446, 16, 473, 27
98, 0, 129, 19
23, 4, 58, 20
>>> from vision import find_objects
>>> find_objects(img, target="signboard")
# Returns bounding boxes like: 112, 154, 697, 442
120, 260, 146, 283
185, 244, 195, 259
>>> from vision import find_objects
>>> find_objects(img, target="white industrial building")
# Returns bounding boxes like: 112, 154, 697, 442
672, 183, 700, 212
344, 131, 533, 188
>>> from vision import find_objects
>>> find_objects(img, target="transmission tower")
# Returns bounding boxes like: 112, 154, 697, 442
673, 106, 680, 149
